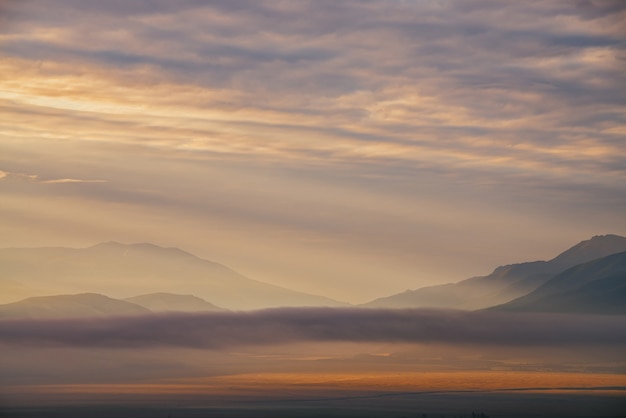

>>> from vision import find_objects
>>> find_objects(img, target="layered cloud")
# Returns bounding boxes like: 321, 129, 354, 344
1, 1, 624, 171
1, 308, 625, 349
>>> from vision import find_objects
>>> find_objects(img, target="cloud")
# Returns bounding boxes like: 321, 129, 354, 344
0, 169, 106, 185
1, 308, 625, 349
1, 1, 623, 178
39, 178, 107, 184
0, 170, 38, 182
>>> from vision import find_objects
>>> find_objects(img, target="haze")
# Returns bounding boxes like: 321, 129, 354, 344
1, 1, 625, 303
1, 3, 626, 416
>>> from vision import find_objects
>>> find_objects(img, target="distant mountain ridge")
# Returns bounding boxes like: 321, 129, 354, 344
546, 234, 626, 271
0, 242, 347, 310
492, 251, 626, 314
2, 236, 625, 314
363, 235, 626, 310
125, 293, 225, 312
0, 292, 230, 319
0, 293, 151, 319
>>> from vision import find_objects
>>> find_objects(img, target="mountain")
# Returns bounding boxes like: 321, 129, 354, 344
125, 293, 225, 312
546, 234, 626, 271
0, 293, 151, 319
363, 234, 626, 310
0, 242, 347, 310
491, 251, 626, 314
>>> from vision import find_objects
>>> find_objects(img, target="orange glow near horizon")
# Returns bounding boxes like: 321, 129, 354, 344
7, 371, 626, 398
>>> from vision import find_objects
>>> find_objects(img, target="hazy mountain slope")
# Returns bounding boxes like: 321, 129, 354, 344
363, 235, 626, 309
492, 251, 626, 314
125, 293, 225, 312
0, 293, 151, 319
547, 234, 626, 271
0, 242, 347, 310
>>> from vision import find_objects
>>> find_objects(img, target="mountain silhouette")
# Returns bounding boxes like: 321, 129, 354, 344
125, 292, 225, 312
0, 242, 347, 310
491, 251, 626, 314
0, 293, 151, 319
363, 235, 626, 309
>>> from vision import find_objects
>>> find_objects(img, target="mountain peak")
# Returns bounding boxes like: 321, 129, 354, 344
492, 250, 626, 314
0, 293, 152, 319
363, 234, 626, 310
548, 234, 626, 271
0, 243, 348, 310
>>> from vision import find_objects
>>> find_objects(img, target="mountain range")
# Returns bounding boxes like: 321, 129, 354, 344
492, 250, 626, 314
0, 242, 346, 310
0, 292, 224, 319
1, 235, 625, 316
124, 292, 225, 312
363, 234, 626, 310
0, 293, 151, 319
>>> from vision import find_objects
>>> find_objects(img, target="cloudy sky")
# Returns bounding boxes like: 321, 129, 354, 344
1, 0, 625, 302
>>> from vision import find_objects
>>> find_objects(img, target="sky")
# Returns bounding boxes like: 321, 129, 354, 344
0, 0, 625, 303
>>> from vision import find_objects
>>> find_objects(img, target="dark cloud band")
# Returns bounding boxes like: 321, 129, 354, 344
1, 308, 624, 349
